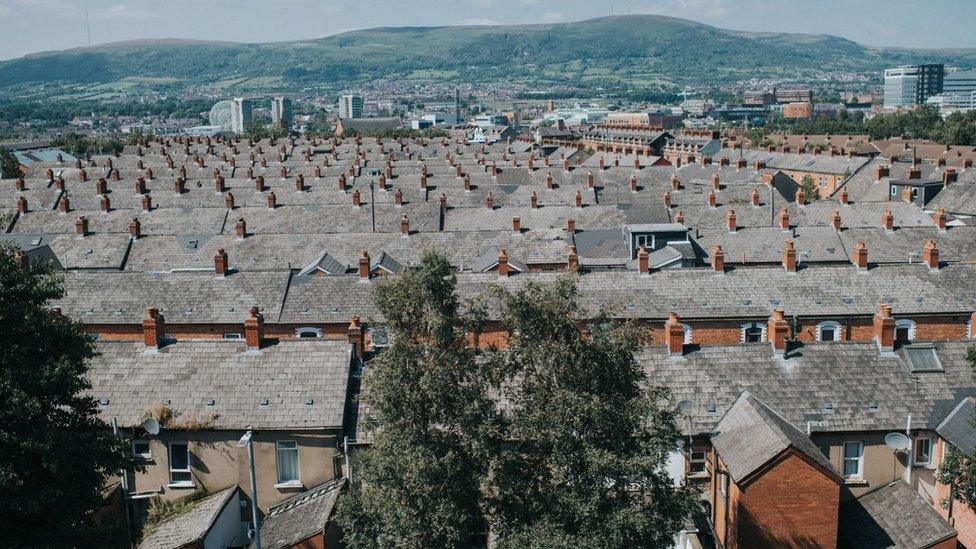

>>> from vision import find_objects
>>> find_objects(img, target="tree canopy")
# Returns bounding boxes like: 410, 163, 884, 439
936, 345, 976, 510
0, 244, 131, 547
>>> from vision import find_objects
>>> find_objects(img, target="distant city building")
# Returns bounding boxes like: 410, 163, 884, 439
743, 87, 812, 105
339, 95, 363, 119
926, 68, 976, 114
782, 102, 813, 119
884, 64, 945, 110
271, 97, 293, 130
209, 100, 235, 132
230, 98, 253, 134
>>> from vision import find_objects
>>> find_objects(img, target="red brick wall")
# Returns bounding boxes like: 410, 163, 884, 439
934, 438, 976, 548
731, 451, 840, 549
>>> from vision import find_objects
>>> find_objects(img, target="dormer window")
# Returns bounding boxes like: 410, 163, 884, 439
741, 322, 765, 343
816, 321, 841, 342
895, 319, 916, 345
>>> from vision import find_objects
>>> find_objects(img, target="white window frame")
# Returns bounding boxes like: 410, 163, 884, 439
740, 322, 766, 343
842, 441, 864, 479
720, 471, 729, 495
275, 441, 301, 486
895, 319, 916, 342
913, 437, 933, 467
681, 324, 693, 345
132, 440, 151, 459
689, 450, 707, 475
295, 327, 322, 338
168, 441, 192, 486
222, 332, 243, 340
816, 321, 841, 342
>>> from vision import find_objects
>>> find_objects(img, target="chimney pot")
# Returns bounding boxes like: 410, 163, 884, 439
128, 218, 141, 239
497, 247, 509, 277
244, 307, 265, 350
359, 250, 370, 280
767, 309, 790, 356
664, 312, 684, 357
852, 240, 868, 270
922, 239, 940, 270
637, 245, 649, 274
567, 245, 579, 272
512, 216, 521, 234
142, 307, 165, 350
934, 208, 947, 232
726, 209, 737, 233
235, 217, 247, 239
782, 239, 797, 271
75, 216, 88, 237
873, 304, 895, 353
214, 248, 228, 276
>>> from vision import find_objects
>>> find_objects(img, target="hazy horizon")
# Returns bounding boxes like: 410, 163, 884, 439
0, 0, 974, 61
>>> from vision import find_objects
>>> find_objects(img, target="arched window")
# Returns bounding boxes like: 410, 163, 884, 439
682, 324, 693, 345
816, 321, 841, 342
295, 327, 322, 338
895, 319, 916, 344
741, 322, 766, 343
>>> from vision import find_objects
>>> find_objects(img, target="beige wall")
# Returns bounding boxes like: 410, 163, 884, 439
813, 431, 910, 500
128, 429, 340, 512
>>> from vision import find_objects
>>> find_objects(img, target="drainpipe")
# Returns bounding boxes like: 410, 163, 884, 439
904, 414, 913, 485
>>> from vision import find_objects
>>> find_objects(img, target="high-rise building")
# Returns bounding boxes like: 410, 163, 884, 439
339, 95, 363, 119
231, 98, 253, 134
271, 97, 293, 130
883, 64, 945, 110
944, 68, 976, 97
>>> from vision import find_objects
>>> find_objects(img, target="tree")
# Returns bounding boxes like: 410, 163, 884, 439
336, 250, 493, 548
800, 174, 819, 202
0, 244, 131, 547
936, 345, 976, 509
484, 277, 697, 548
0, 146, 19, 178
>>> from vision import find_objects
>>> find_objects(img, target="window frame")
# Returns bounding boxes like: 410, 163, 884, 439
816, 321, 841, 342
681, 324, 693, 345
132, 440, 151, 459
275, 440, 301, 485
842, 441, 864, 479
168, 441, 192, 486
895, 319, 916, 343
688, 450, 708, 475
741, 322, 766, 343
913, 437, 933, 467
295, 327, 322, 338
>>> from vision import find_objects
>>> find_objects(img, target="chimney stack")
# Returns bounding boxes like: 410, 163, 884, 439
711, 245, 725, 273
852, 240, 868, 271
14, 249, 29, 270
141, 194, 152, 212
664, 312, 685, 358
707, 190, 716, 208
512, 216, 521, 235
267, 191, 277, 209
726, 210, 737, 233
934, 208, 947, 232
943, 169, 957, 186
637, 245, 649, 274
244, 307, 264, 351
142, 307, 165, 350
347, 316, 364, 359
767, 309, 789, 356
235, 217, 246, 239
566, 217, 576, 234
75, 216, 88, 237
881, 209, 894, 232
575, 191, 583, 209
400, 215, 410, 237
830, 210, 842, 230
778, 208, 790, 231
358, 250, 370, 281
873, 304, 895, 353
922, 240, 939, 271
567, 245, 579, 272
128, 218, 141, 239
874, 165, 890, 181
796, 187, 806, 206
750, 188, 760, 207
214, 248, 228, 276
782, 239, 797, 271
16, 196, 28, 214
497, 247, 509, 277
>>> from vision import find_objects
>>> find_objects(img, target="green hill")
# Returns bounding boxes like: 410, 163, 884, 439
1, 15, 973, 95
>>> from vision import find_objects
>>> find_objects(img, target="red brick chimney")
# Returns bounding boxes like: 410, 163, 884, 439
663, 191, 672, 209
839, 187, 849, 205
58, 195, 69, 214
852, 240, 868, 271
671, 176, 680, 190
711, 173, 720, 190
224, 192, 236, 210
587, 171, 595, 188
922, 240, 939, 270
546, 172, 554, 189
142, 194, 152, 212
296, 174, 305, 192
497, 247, 509, 277
512, 216, 521, 234
711, 245, 725, 273
750, 188, 760, 207
531, 191, 539, 209
830, 210, 842, 230
129, 218, 141, 239
14, 249, 29, 270
707, 190, 716, 208
637, 245, 649, 274
400, 215, 410, 237
214, 248, 228, 276
347, 316, 364, 359
235, 217, 247, 239
664, 312, 684, 358
796, 187, 806, 206
359, 250, 370, 281
567, 245, 579, 272
575, 191, 583, 209
778, 208, 790, 230
873, 304, 895, 353
267, 191, 277, 209
782, 239, 797, 271
75, 216, 88, 237
244, 307, 264, 351
725, 209, 737, 233
566, 217, 576, 234
767, 309, 789, 356
175, 178, 185, 194
874, 165, 890, 181
630, 175, 638, 193
214, 175, 224, 193
934, 208, 947, 232
943, 169, 957, 186
674, 210, 684, 224
17, 196, 28, 214
142, 307, 165, 350
338, 173, 347, 191
881, 209, 894, 231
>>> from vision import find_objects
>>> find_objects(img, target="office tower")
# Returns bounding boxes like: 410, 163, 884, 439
271, 97, 293, 130
884, 64, 944, 110
339, 95, 363, 119
231, 98, 253, 134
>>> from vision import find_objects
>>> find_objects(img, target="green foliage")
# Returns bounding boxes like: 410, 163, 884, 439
51, 132, 125, 155
0, 146, 19, 178
753, 107, 976, 146
800, 174, 819, 202
336, 250, 493, 548
242, 120, 271, 140
484, 278, 697, 547
142, 491, 209, 540
0, 243, 132, 548
936, 345, 976, 510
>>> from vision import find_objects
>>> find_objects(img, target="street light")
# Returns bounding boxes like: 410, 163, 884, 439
238, 428, 260, 549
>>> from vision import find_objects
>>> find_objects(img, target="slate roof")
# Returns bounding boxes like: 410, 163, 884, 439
138, 486, 238, 549
256, 478, 345, 549
87, 339, 353, 430
936, 397, 976, 455
711, 391, 839, 483
839, 481, 956, 549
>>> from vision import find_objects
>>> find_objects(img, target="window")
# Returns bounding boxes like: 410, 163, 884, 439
842, 441, 863, 478
635, 234, 652, 253
132, 440, 151, 459
223, 333, 243, 340
914, 437, 933, 467
681, 324, 693, 345
720, 471, 729, 495
295, 327, 322, 338
689, 450, 707, 475
895, 319, 916, 344
169, 442, 192, 485
890, 185, 899, 197
369, 326, 391, 348
741, 323, 765, 343
817, 321, 841, 342
276, 441, 300, 484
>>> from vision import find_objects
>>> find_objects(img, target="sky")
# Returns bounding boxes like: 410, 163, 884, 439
0, 0, 972, 61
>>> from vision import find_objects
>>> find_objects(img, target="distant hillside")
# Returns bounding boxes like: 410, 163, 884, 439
1, 15, 974, 95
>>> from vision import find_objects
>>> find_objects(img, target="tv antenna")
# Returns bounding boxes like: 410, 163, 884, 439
86, 11, 92, 47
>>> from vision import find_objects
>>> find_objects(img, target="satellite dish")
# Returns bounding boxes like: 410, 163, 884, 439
884, 432, 911, 452
677, 400, 697, 415
142, 417, 160, 435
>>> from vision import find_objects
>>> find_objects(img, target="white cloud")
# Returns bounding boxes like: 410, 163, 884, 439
91, 4, 154, 20
459, 17, 501, 26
